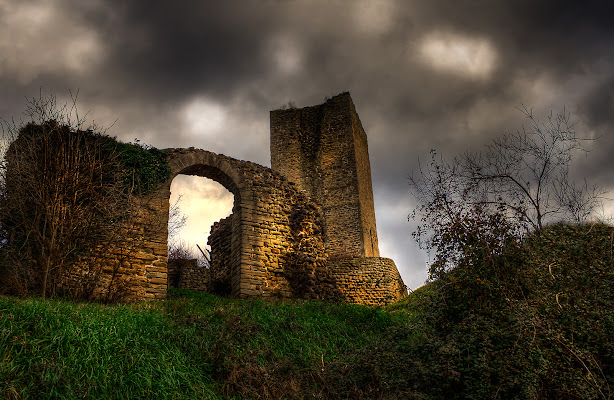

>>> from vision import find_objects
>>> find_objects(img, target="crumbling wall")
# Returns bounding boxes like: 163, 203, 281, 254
206, 215, 233, 294
133, 93, 405, 305
160, 148, 341, 300
286, 199, 342, 300
168, 215, 234, 294
57, 189, 169, 301
159, 149, 352, 301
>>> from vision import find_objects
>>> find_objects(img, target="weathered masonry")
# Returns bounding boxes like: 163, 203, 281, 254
271, 92, 379, 259
110, 93, 406, 305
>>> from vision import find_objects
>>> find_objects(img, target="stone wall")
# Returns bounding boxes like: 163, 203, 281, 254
168, 215, 234, 294
159, 148, 342, 300
285, 198, 342, 300
206, 215, 233, 294
59, 191, 169, 301
106, 192, 170, 301
174, 259, 207, 291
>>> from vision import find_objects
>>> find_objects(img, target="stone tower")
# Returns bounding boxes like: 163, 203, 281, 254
270, 92, 379, 258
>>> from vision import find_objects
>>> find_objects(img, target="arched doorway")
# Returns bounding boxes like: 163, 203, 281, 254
144, 148, 320, 300
168, 175, 234, 264
164, 150, 246, 296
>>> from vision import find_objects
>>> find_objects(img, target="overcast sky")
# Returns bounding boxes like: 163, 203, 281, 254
1, 0, 613, 290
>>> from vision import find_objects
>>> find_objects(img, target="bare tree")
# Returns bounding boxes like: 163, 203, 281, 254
462, 107, 604, 230
0, 95, 124, 297
167, 195, 187, 240
410, 108, 605, 278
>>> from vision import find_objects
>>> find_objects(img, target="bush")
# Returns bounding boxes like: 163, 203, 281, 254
403, 223, 614, 399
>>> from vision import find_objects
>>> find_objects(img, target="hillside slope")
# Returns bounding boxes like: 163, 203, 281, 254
1, 223, 612, 399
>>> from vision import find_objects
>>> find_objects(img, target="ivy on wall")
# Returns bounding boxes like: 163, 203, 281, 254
98, 136, 170, 195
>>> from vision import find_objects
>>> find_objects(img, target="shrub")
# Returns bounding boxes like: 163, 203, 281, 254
403, 223, 614, 399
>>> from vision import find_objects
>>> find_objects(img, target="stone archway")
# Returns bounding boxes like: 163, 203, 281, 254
130, 145, 404, 304
155, 148, 323, 298
86, 148, 290, 300
163, 149, 253, 297
86, 93, 406, 304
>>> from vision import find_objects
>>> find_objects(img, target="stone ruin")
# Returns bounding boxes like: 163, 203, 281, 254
77, 93, 407, 305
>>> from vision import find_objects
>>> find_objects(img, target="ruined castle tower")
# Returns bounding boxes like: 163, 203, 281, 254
270, 92, 379, 258
3, 92, 405, 304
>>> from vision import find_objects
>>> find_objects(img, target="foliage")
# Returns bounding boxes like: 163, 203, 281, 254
399, 223, 614, 399
405, 108, 611, 398
0, 120, 127, 298
99, 137, 170, 196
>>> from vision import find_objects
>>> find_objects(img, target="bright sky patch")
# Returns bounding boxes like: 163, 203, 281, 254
352, 0, 398, 35
419, 32, 497, 79
169, 175, 234, 255
270, 35, 303, 75
182, 98, 227, 137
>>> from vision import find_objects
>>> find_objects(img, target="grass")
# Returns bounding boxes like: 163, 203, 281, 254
1, 294, 213, 398
0, 290, 412, 399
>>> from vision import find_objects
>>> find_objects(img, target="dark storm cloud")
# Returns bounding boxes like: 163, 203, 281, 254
363, 0, 614, 194
2, 0, 614, 288
414, 0, 614, 73
85, 1, 273, 100
581, 78, 614, 129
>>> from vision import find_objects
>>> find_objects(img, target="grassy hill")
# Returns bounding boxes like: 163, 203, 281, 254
1, 223, 613, 399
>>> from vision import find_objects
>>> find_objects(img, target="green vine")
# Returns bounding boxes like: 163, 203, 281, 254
98, 136, 170, 195
115, 141, 170, 195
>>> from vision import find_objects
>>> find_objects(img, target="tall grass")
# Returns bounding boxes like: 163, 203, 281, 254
1, 295, 217, 399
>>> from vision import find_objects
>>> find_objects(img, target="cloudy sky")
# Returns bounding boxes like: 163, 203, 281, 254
1, 0, 613, 289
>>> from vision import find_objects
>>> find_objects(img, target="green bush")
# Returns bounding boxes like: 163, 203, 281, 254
96, 136, 170, 196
